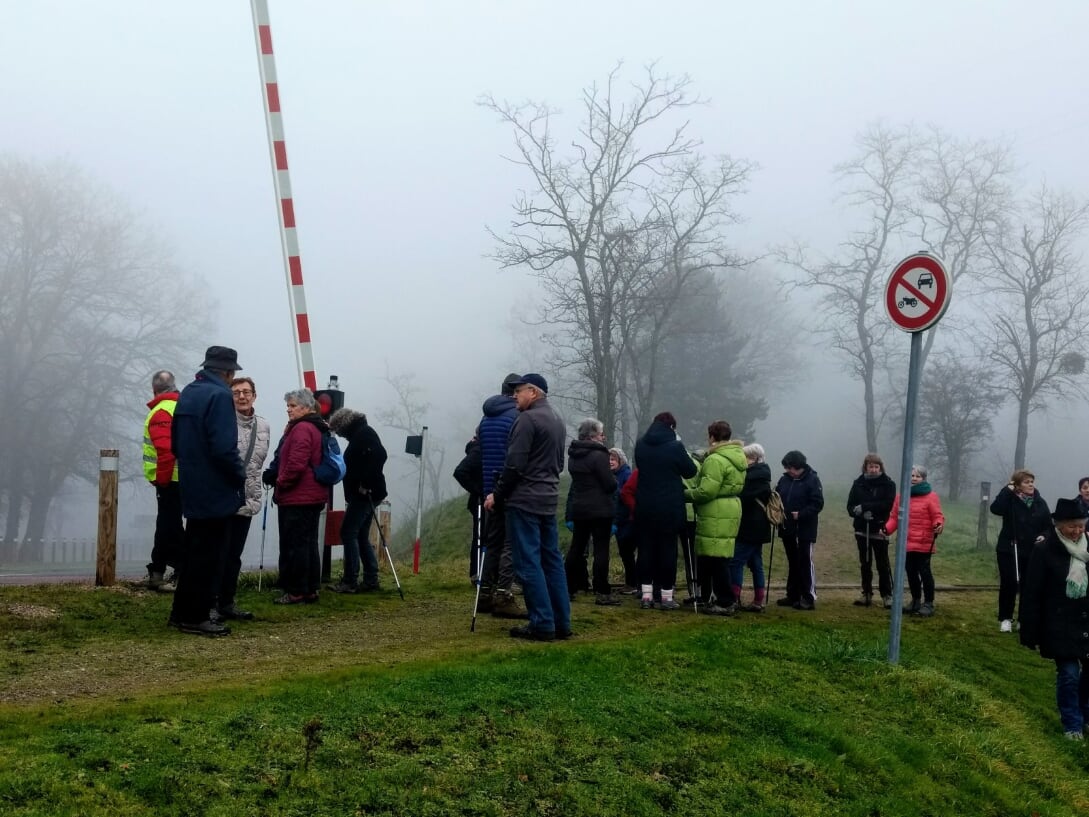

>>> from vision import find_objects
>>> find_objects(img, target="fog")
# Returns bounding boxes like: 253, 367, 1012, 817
3, 1, 1089, 559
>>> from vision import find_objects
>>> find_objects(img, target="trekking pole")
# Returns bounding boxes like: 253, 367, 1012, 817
1013, 538, 1020, 586
368, 494, 404, 600
865, 519, 873, 594
766, 522, 776, 597
257, 486, 270, 592
471, 507, 488, 632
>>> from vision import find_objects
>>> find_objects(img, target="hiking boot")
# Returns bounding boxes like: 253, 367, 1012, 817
793, 599, 815, 611
218, 603, 254, 621
881, 595, 893, 609
1000, 619, 1013, 633
509, 624, 555, 642
640, 597, 654, 610
1065, 730, 1085, 741
491, 592, 529, 619
853, 593, 872, 607
274, 593, 308, 605
595, 594, 623, 606
327, 582, 360, 594
917, 602, 934, 618
700, 603, 737, 617
147, 569, 168, 591
776, 597, 796, 607
179, 620, 230, 637
741, 602, 765, 613
658, 599, 681, 611
903, 599, 920, 615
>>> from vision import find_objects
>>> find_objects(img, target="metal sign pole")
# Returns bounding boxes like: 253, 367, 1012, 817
888, 330, 923, 664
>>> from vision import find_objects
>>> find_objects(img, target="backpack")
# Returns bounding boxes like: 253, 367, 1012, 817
757, 489, 786, 527
313, 431, 346, 486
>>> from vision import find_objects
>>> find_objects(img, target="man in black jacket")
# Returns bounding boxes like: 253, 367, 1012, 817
485, 373, 569, 641
327, 408, 388, 593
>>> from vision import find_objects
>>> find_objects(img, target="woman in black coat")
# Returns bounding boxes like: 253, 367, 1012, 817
990, 468, 1051, 632
564, 418, 618, 604
1020, 498, 1089, 739
730, 443, 772, 612
633, 412, 697, 610
846, 453, 897, 608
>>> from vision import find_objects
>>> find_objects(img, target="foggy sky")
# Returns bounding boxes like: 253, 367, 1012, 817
4, 0, 1089, 521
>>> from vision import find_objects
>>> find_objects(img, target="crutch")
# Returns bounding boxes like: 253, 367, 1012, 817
864, 519, 874, 599
367, 494, 404, 600
257, 486, 270, 592
471, 504, 488, 632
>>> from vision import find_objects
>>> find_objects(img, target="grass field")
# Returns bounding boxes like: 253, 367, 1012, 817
2, 489, 1081, 816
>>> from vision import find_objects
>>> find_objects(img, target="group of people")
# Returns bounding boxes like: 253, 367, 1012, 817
141, 346, 388, 637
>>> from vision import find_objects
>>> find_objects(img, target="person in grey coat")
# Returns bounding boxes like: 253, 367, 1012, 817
485, 373, 570, 641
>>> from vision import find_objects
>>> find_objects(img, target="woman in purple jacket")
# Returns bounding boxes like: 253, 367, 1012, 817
267, 389, 331, 604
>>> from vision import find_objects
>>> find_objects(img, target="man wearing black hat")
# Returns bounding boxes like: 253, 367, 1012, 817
169, 346, 247, 637
484, 373, 570, 641
1020, 497, 1089, 739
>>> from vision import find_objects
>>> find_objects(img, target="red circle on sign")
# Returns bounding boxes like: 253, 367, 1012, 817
885, 253, 951, 332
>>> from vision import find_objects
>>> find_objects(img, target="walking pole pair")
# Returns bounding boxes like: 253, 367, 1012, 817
471, 502, 488, 632
366, 494, 405, 601
682, 533, 699, 614
257, 486, 270, 592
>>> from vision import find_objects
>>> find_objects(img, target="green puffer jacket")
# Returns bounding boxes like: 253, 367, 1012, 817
684, 440, 747, 558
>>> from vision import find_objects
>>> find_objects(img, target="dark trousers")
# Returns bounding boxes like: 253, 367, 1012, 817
217, 515, 253, 608
997, 548, 1032, 620
637, 519, 679, 591
480, 506, 515, 594
567, 517, 612, 595
340, 497, 380, 588
150, 482, 184, 572
697, 555, 735, 605
170, 515, 232, 625
781, 532, 816, 604
278, 504, 323, 596
855, 530, 892, 597
905, 551, 935, 604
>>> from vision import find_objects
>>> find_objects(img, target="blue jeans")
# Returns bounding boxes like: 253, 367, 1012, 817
1055, 658, 1089, 733
506, 507, 570, 635
341, 498, 380, 588
731, 540, 766, 591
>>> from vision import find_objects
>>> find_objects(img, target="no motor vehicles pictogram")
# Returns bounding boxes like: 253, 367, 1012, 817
885, 253, 951, 332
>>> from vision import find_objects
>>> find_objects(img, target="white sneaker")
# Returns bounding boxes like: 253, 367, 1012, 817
1000, 619, 1013, 633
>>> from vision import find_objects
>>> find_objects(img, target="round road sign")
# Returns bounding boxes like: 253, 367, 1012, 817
885, 253, 951, 333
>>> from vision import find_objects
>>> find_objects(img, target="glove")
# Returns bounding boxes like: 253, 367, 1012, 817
565, 521, 574, 532
863, 511, 873, 521
611, 524, 618, 535
262, 469, 276, 487
852, 505, 862, 517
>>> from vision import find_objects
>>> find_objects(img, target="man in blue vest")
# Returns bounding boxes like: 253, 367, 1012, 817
143, 370, 182, 590
169, 346, 246, 637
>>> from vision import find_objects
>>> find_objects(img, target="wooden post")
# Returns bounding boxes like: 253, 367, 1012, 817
96, 449, 119, 586
977, 481, 991, 551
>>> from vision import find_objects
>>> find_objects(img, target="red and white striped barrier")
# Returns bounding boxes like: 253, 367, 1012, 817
249, 0, 317, 392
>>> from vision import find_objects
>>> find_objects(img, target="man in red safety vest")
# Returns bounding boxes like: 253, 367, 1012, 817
143, 370, 182, 589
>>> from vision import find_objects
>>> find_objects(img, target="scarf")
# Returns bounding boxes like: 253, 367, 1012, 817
1016, 489, 1034, 508
909, 481, 932, 497
1056, 530, 1089, 599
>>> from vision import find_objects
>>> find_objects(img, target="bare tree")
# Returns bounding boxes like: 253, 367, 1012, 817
481, 63, 753, 440
0, 156, 212, 559
910, 127, 1016, 368
779, 122, 916, 452
983, 187, 1089, 468
373, 369, 447, 515
917, 352, 1004, 500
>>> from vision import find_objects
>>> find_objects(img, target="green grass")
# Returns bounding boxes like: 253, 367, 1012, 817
0, 494, 1074, 816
